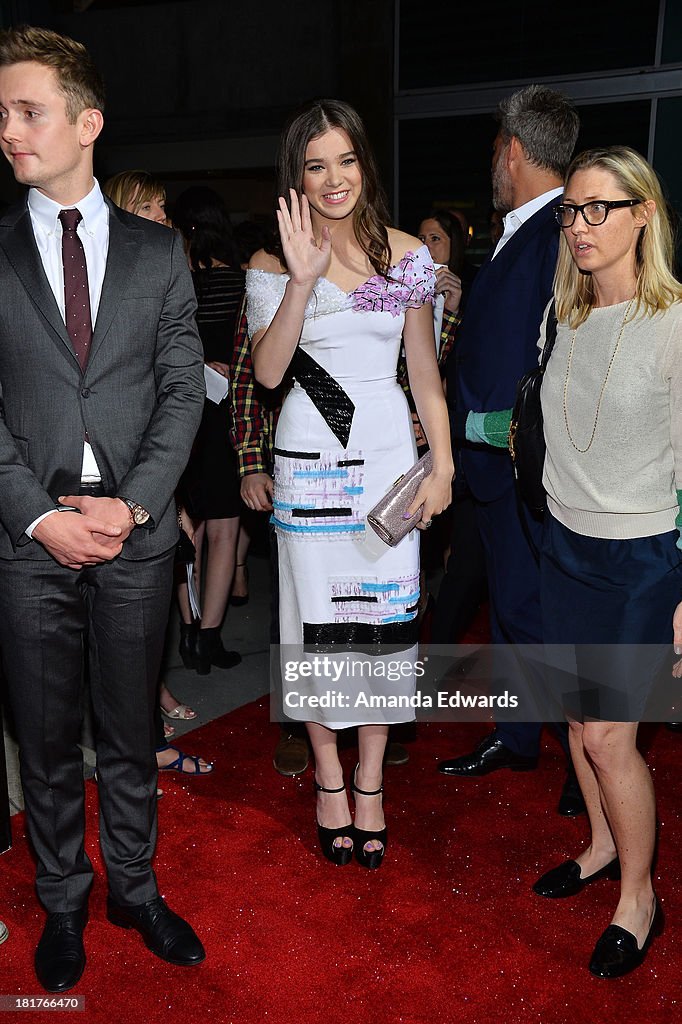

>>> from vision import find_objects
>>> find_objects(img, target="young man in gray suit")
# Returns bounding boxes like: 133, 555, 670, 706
0, 26, 206, 991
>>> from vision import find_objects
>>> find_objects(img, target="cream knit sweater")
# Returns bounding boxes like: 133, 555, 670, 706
541, 299, 682, 539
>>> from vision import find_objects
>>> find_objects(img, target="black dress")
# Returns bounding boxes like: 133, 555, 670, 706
181, 265, 245, 520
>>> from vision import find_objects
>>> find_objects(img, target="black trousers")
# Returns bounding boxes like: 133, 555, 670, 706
432, 491, 488, 644
0, 696, 10, 854
0, 549, 174, 912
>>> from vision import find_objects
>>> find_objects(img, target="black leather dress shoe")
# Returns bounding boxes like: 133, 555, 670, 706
438, 731, 538, 776
589, 900, 663, 978
106, 896, 205, 966
35, 908, 87, 992
533, 857, 620, 898
557, 772, 586, 816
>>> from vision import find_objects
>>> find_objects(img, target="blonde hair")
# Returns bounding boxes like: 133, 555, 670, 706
103, 170, 166, 215
554, 146, 682, 327
0, 25, 104, 123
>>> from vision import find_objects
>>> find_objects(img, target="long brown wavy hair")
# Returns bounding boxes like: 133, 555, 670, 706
275, 99, 392, 276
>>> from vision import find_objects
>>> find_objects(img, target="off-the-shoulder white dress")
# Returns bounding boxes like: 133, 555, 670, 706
246, 247, 435, 727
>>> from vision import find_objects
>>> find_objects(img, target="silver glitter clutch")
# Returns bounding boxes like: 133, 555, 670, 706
366, 451, 433, 547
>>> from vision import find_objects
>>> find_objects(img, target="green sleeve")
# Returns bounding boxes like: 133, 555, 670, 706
465, 409, 513, 449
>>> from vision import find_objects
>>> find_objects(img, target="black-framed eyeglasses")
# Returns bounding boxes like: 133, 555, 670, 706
553, 199, 642, 228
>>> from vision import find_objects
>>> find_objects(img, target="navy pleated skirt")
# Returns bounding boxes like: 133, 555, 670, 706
540, 513, 682, 721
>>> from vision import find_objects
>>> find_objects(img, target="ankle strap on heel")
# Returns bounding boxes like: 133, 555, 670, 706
313, 779, 345, 794
351, 781, 383, 796
351, 765, 383, 797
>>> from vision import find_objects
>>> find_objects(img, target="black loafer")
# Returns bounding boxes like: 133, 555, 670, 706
589, 900, 663, 978
533, 857, 620, 898
438, 731, 538, 776
106, 896, 205, 966
35, 907, 87, 992
557, 772, 586, 816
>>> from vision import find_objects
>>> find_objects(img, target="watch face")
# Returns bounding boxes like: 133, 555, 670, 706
133, 506, 150, 525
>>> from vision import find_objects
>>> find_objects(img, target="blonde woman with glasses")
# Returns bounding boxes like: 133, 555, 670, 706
466, 146, 682, 978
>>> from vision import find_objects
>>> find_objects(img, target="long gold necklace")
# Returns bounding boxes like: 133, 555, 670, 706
563, 299, 635, 453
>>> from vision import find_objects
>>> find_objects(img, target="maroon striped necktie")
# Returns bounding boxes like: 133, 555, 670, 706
59, 208, 92, 371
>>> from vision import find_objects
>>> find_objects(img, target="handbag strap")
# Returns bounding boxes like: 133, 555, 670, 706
539, 299, 558, 373
515, 298, 557, 564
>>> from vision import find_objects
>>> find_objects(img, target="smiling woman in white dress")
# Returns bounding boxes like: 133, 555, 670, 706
246, 100, 453, 869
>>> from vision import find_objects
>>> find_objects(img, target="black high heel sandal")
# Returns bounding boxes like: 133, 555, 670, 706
313, 778, 354, 866
351, 764, 387, 870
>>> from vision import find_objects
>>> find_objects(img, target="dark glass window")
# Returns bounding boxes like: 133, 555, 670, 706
398, 0, 660, 91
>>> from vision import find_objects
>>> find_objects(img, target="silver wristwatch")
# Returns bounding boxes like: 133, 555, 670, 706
118, 497, 150, 526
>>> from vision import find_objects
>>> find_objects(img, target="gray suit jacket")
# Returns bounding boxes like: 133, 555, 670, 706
0, 196, 205, 561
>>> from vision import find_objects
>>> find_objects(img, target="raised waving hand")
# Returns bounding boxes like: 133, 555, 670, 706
277, 189, 331, 287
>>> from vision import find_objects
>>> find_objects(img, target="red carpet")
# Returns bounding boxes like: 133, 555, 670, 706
1, 703, 680, 1023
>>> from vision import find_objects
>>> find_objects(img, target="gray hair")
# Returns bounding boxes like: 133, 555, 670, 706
497, 85, 579, 177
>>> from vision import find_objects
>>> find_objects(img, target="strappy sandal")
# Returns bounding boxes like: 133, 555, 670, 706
351, 764, 387, 870
160, 701, 197, 721
313, 778, 354, 866
158, 749, 214, 776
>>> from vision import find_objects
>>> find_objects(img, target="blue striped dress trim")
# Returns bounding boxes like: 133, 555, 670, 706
271, 515, 365, 534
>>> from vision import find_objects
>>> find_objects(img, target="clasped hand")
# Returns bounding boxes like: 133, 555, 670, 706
277, 189, 331, 287
32, 495, 134, 570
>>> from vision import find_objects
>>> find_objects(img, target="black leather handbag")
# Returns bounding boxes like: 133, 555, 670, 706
508, 301, 558, 513
175, 527, 196, 566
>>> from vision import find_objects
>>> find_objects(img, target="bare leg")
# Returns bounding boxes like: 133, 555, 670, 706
568, 719, 617, 875
176, 583, 192, 625
306, 722, 352, 851
581, 721, 656, 947
232, 523, 251, 600
201, 517, 239, 629
354, 724, 389, 853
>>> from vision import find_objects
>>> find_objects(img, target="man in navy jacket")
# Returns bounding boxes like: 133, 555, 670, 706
439, 86, 583, 814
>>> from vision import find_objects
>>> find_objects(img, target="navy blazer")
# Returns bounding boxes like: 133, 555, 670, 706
449, 196, 559, 502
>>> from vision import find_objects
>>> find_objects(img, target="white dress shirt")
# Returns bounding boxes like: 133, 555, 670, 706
25, 180, 110, 536
491, 186, 562, 260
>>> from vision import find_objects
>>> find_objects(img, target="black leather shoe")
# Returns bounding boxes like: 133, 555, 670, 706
106, 896, 205, 965
557, 772, 586, 816
438, 731, 538, 776
35, 908, 87, 992
589, 899, 663, 978
533, 857, 620, 898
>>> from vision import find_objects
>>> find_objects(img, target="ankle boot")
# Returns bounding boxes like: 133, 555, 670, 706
195, 627, 241, 675
178, 621, 197, 670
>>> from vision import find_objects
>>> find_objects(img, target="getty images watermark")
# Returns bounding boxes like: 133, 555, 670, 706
281, 653, 518, 711
271, 643, 682, 726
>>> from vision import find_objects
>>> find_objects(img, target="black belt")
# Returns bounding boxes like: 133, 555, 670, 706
78, 483, 106, 498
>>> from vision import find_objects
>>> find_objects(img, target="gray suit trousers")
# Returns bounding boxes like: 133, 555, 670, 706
0, 549, 174, 912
